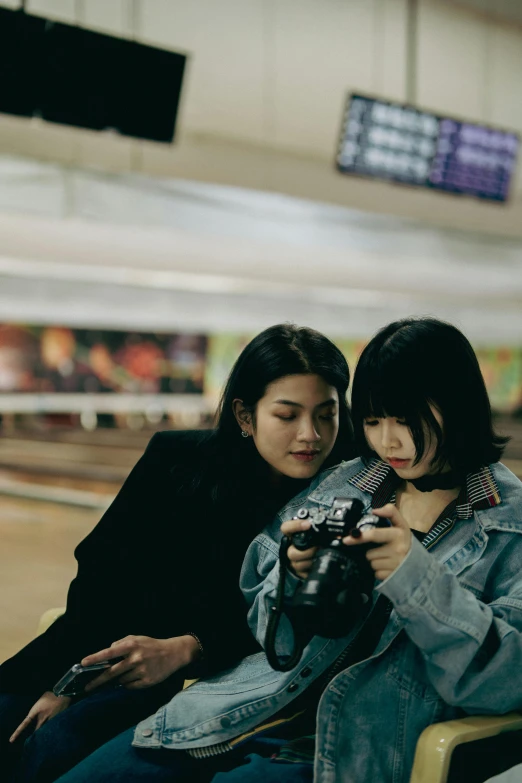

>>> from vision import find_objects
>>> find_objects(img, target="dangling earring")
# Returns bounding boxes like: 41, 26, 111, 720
241, 430, 249, 438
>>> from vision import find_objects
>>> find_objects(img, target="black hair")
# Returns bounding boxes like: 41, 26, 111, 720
200, 323, 353, 505
352, 317, 508, 477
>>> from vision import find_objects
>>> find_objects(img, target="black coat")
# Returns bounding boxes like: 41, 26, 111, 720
0, 430, 262, 697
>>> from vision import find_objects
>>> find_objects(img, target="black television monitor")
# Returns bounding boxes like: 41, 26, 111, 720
40, 22, 125, 132
336, 94, 519, 203
0, 8, 46, 118
117, 40, 186, 143
0, 8, 186, 143
41, 21, 186, 142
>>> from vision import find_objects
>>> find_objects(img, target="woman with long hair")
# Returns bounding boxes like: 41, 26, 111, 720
0, 323, 353, 783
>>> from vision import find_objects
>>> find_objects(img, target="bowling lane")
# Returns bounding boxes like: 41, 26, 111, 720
0, 495, 100, 663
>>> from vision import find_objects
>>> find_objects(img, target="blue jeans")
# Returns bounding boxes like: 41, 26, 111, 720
0, 692, 36, 782
0, 682, 181, 783
53, 728, 314, 783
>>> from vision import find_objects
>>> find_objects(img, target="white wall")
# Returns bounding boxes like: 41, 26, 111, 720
1, 0, 522, 236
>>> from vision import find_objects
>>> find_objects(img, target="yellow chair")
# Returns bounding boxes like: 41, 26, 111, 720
37, 607, 66, 636
38, 609, 522, 783
410, 713, 522, 783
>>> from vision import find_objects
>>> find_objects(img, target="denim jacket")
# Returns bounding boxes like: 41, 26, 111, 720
134, 458, 522, 783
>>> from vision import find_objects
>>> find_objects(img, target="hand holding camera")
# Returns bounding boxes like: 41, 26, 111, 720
266, 497, 394, 671
280, 518, 317, 579
287, 498, 392, 640
283, 500, 412, 583
343, 502, 413, 582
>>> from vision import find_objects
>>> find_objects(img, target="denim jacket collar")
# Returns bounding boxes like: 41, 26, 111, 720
344, 457, 502, 520
308, 458, 517, 534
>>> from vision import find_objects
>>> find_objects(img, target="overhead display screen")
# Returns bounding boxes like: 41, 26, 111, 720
336, 94, 519, 202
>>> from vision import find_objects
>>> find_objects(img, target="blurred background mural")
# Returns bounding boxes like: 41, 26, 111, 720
0, 324, 207, 395
2, 323, 522, 415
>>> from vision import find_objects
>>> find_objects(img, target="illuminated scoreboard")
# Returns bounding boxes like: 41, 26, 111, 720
336, 94, 519, 203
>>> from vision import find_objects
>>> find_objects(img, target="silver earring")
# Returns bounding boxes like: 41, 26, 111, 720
241, 430, 249, 438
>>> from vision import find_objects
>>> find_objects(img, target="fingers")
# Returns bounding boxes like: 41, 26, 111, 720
82, 640, 132, 666
83, 671, 110, 692
358, 538, 410, 581
287, 543, 317, 578
84, 658, 131, 692
10, 714, 35, 743
342, 527, 398, 546
372, 504, 410, 530
366, 553, 395, 571
291, 558, 315, 570
370, 555, 400, 581
281, 519, 311, 537
118, 671, 144, 687
281, 519, 316, 578
287, 544, 317, 562
365, 544, 392, 561
366, 542, 410, 563
339, 512, 412, 583
290, 560, 315, 578
81, 647, 116, 666
122, 676, 153, 690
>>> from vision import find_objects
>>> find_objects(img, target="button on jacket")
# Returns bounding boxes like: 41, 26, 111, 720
134, 457, 522, 783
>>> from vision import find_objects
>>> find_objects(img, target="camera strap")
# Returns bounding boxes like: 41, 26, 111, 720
264, 536, 308, 672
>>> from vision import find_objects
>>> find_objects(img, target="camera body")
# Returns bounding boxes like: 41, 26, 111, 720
289, 497, 391, 638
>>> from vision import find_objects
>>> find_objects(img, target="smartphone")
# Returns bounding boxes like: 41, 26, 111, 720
53, 657, 124, 697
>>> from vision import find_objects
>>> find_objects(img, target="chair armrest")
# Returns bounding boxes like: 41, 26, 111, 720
410, 713, 522, 783
37, 607, 65, 635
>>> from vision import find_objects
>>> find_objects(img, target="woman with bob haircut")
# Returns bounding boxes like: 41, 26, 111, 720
351, 316, 507, 481
48, 316, 522, 783
0, 323, 354, 783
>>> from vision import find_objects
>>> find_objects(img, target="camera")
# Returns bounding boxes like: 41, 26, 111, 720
264, 496, 391, 671
289, 497, 391, 638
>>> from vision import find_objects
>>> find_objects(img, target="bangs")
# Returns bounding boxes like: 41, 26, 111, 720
353, 351, 444, 467
361, 386, 408, 422
356, 353, 420, 420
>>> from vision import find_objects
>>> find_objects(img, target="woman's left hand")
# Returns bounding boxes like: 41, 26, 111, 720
9, 691, 71, 743
82, 635, 201, 692
342, 503, 413, 581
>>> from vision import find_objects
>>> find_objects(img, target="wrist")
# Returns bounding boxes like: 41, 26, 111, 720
180, 633, 204, 665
